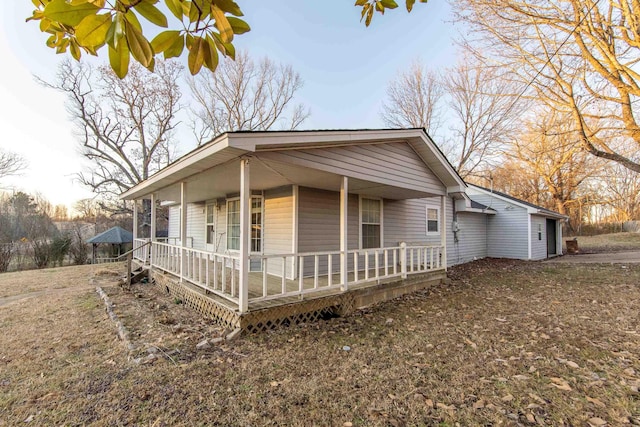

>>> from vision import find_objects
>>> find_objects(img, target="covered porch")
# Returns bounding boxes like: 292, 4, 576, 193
123, 130, 458, 318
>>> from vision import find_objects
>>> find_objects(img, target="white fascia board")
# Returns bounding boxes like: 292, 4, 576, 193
121, 135, 234, 200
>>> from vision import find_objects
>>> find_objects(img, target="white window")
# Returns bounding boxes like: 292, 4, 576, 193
226, 197, 263, 252
426, 207, 439, 235
251, 197, 262, 252
361, 198, 382, 249
205, 203, 215, 245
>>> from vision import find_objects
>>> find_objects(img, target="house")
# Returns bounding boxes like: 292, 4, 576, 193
121, 129, 565, 331
466, 185, 567, 260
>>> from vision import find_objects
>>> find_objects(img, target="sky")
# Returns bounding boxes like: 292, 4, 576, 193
0, 1, 460, 211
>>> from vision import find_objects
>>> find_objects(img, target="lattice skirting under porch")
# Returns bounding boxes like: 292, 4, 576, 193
153, 271, 241, 330
150, 269, 444, 334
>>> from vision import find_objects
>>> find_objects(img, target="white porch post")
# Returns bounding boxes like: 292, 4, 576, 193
150, 194, 157, 267
239, 158, 251, 313
180, 183, 187, 282
440, 195, 447, 270
132, 200, 138, 240
340, 176, 348, 291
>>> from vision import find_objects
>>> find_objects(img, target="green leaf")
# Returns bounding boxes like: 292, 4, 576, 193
375, 1, 384, 13
164, 34, 185, 58
354, 0, 368, 6
164, 0, 183, 20
151, 30, 181, 53
43, 0, 100, 26
213, 0, 243, 16
134, 1, 168, 27
187, 36, 206, 75
405, 0, 415, 12
108, 41, 130, 78
203, 35, 218, 71
75, 13, 111, 47
227, 16, 250, 34
211, 5, 233, 42
124, 19, 154, 67
123, 9, 143, 31
70, 39, 82, 60
380, 0, 398, 8
365, 4, 374, 26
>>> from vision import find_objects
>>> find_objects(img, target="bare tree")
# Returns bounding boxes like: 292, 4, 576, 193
455, 0, 640, 173
489, 110, 599, 230
0, 149, 27, 181
443, 60, 521, 178
600, 158, 640, 221
380, 60, 442, 135
44, 60, 182, 207
189, 51, 310, 144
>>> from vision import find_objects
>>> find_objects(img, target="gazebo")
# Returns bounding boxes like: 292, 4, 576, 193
86, 226, 133, 263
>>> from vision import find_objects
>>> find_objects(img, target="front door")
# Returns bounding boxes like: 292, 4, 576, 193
205, 202, 217, 252
546, 219, 557, 256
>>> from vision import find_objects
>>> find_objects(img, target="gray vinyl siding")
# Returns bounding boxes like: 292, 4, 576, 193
530, 215, 547, 260
263, 186, 294, 277
450, 212, 487, 265
470, 193, 530, 259
259, 141, 444, 195
186, 203, 205, 250
297, 187, 359, 276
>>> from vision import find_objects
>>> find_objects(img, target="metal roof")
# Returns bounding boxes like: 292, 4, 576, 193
86, 226, 133, 244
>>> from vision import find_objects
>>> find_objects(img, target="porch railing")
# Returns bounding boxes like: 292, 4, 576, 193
248, 243, 443, 303
150, 241, 240, 304
142, 241, 443, 309
133, 238, 150, 263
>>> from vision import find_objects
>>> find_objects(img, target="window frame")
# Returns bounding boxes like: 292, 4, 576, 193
226, 196, 263, 253
359, 196, 383, 249
426, 206, 440, 236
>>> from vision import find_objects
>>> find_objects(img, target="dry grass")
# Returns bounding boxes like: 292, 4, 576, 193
568, 232, 640, 253
1, 256, 640, 425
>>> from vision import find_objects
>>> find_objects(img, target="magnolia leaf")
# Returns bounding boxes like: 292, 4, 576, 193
164, 34, 185, 58
55, 38, 69, 53
134, 1, 168, 27
187, 36, 206, 75
123, 8, 143, 31
124, 20, 154, 67
105, 13, 125, 49
222, 39, 235, 59
380, 0, 398, 8
70, 39, 82, 60
151, 30, 181, 53
213, 0, 243, 16
203, 35, 219, 71
75, 13, 111, 47
365, 4, 374, 26
227, 16, 250, 34
108, 41, 130, 78
164, 0, 183, 20
354, 0, 368, 5
43, 0, 100, 27
406, 0, 415, 12
376, 1, 384, 13
211, 5, 233, 42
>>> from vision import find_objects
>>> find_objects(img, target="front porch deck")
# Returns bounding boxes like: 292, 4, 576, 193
134, 239, 446, 331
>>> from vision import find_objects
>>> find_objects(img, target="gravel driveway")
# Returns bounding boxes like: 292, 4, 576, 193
546, 250, 640, 263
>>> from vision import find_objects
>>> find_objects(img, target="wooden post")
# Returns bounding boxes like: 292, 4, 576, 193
340, 176, 348, 291
132, 199, 138, 241
126, 253, 132, 288
400, 242, 407, 279
180, 183, 187, 282
440, 195, 447, 270
150, 193, 157, 267
239, 158, 251, 313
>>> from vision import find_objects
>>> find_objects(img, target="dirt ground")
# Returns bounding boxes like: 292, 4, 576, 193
2, 243, 640, 425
